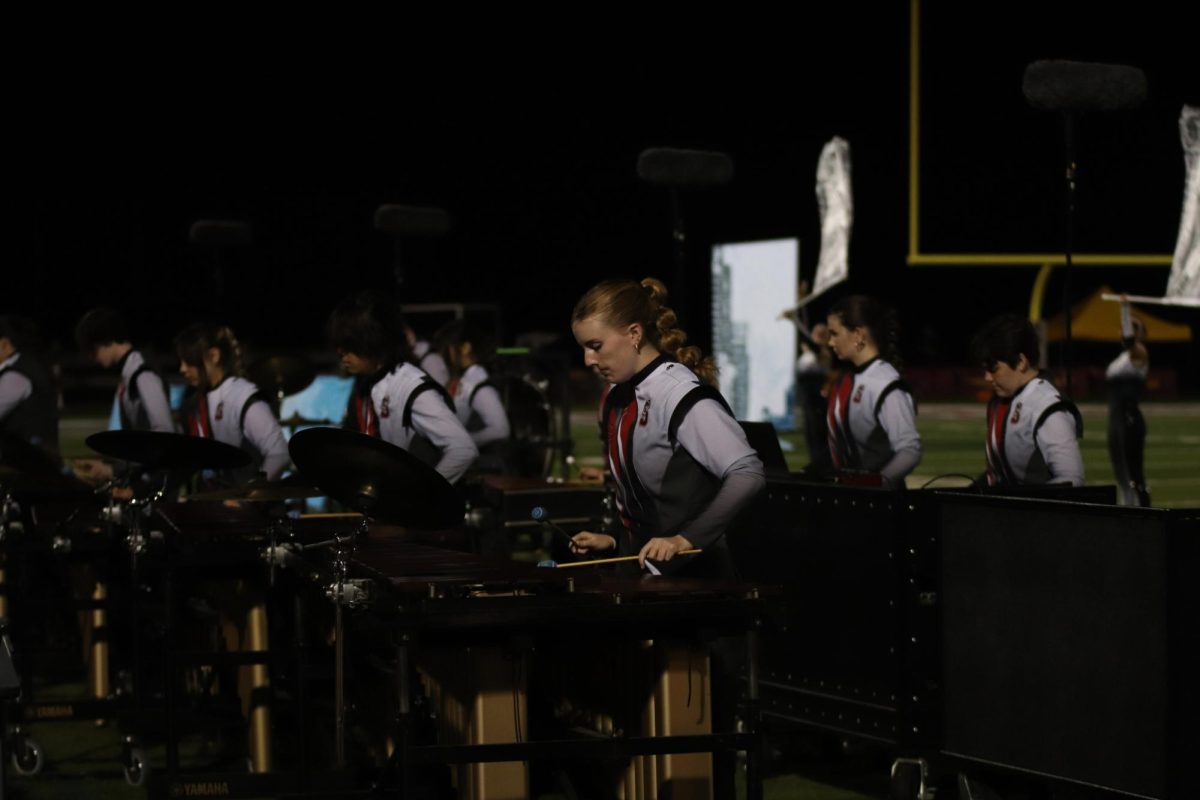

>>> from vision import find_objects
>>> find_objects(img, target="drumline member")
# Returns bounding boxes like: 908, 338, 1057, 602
329, 290, 477, 485
435, 319, 511, 468
405, 324, 451, 388
824, 295, 921, 489
1106, 297, 1150, 506
73, 307, 175, 485
568, 277, 765, 575
175, 323, 290, 482
0, 315, 59, 461
971, 314, 1084, 487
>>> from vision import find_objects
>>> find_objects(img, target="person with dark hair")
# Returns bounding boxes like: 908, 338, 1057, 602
1106, 297, 1150, 506
970, 314, 1084, 487
175, 322, 289, 482
73, 308, 174, 484
329, 290, 477, 485
824, 295, 921, 488
404, 324, 450, 388
568, 277, 764, 575
435, 319, 511, 470
0, 315, 59, 460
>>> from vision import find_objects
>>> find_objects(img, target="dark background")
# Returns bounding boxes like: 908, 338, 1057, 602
9, 4, 1199, 391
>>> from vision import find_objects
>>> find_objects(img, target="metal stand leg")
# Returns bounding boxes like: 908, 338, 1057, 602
90, 582, 109, 704
246, 603, 271, 773
744, 622, 762, 800
395, 636, 411, 797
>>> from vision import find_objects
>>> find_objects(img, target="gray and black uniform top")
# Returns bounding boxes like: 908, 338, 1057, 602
0, 351, 59, 459
599, 355, 765, 570
825, 357, 921, 488
985, 375, 1084, 487
450, 363, 511, 451
182, 376, 290, 482
116, 350, 174, 433
344, 361, 477, 485
411, 340, 450, 388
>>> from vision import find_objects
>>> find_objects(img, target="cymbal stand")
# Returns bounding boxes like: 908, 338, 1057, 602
0, 489, 16, 621
300, 517, 371, 767
127, 476, 181, 775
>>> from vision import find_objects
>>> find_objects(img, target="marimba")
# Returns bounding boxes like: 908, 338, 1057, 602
332, 537, 768, 800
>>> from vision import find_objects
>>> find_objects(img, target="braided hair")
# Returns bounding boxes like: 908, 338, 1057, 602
175, 322, 244, 388
572, 277, 718, 385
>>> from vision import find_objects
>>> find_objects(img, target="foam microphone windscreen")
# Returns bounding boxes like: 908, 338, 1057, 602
637, 148, 734, 188
189, 220, 253, 246
1023, 60, 1147, 112
373, 205, 452, 237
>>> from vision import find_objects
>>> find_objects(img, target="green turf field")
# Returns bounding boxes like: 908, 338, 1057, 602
570, 402, 1200, 508
61, 402, 1200, 508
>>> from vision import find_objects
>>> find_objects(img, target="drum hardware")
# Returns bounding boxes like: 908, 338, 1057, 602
298, 515, 371, 767
82, 430, 256, 781
189, 478, 323, 504
463, 500, 495, 531
287, 427, 464, 769
0, 493, 21, 543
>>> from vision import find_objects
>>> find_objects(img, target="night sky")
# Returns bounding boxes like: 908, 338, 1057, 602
10, 4, 1199, 390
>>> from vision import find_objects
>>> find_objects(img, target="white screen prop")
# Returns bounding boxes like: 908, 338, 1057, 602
711, 239, 799, 431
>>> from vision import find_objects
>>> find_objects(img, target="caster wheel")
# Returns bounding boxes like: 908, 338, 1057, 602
890, 757, 927, 800
123, 746, 149, 786
11, 737, 45, 776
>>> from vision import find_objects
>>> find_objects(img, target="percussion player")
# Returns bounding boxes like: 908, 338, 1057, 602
435, 318, 511, 473
971, 314, 1084, 487
0, 315, 59, 461
72, 307, 175, 485
824, 295, 922, 489
568, 277, 765, 578
328, 290, 477, 485
175, 323, 290, 482
1106, 296, 1150, 506
404, 323, 451, 388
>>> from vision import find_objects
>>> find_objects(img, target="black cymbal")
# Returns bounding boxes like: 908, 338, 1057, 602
86, 431, 251, 472
0, 433, 61, 477
288, 427, 463, 529
247, 355, 316, 398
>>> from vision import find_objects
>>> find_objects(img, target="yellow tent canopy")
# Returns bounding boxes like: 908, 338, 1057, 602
1044, 285, 1193, 343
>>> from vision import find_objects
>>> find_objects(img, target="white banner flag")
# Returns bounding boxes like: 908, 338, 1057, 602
800, 136, 852, 306
1166, 105, 1200, 303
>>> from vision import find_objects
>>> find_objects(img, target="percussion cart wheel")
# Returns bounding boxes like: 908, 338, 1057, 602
9, 731, 44, 776
121, 736, 150, 786
889, 757, 928, 800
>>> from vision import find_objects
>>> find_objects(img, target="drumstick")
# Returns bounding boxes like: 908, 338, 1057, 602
553, 549, 701, 568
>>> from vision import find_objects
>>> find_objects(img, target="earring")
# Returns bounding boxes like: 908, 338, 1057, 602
634, 340, 641, 353
855, 339, 865, 352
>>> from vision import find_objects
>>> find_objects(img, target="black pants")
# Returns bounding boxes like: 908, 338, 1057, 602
798, 373, 832, 471
1107, 384, 1149, 507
